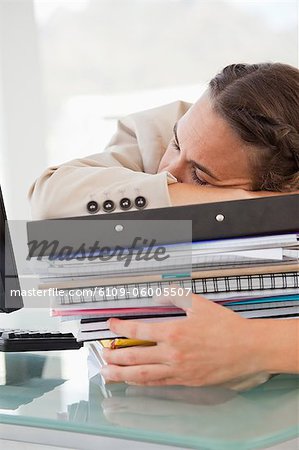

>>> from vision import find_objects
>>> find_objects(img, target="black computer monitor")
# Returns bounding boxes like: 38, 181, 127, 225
0, 185, 23, 312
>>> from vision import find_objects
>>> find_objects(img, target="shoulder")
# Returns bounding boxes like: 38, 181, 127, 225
119, 100, 192, 155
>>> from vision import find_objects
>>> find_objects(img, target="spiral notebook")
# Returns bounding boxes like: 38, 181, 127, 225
49, 271, 299, 311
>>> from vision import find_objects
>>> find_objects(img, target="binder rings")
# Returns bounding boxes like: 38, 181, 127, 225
27, 194, 299, 257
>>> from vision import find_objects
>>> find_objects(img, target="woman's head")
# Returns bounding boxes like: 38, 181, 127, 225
158, 62, 299, 192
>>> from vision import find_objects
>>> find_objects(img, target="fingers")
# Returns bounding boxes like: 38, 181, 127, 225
100, 364, 171, 383
152, 294, 173, 306
108, 318, 168, 342
102, 345, 165, 366
168, 293, 192, 310
190, 293, 224, 312
191, 293, 210, 307
153, 289, 211, 312
153, 284, 193, 311
190, 293, 241, 319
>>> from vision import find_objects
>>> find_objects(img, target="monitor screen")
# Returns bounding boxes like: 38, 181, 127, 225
0, 185, 23, 312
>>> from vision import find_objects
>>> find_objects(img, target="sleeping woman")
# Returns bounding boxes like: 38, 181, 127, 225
29, 62, 299, 389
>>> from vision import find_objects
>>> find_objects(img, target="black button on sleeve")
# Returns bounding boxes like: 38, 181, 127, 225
87, 201, 100, 214
119, 197, 132, 210
134, 196, 147, 209
103, 200, 116, 212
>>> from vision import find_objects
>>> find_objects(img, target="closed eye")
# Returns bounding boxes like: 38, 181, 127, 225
172, 139, 180, 151
173, 124, 181, 150
191, 167, 209, 186
173, 122, 212, 186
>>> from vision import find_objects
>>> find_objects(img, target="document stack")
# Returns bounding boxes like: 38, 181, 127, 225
31, 231, 299, 344
25, 195, 298, 353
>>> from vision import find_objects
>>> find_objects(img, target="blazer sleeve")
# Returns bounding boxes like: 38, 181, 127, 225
28, 101, 191, 219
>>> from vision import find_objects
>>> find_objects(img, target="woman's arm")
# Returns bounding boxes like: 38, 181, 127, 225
29, 101, 190, 219
168, 183, 299, 206
100, 294, 299, 387
29, 164, 177, 220
168, 183, 253, 205
250, 318, 299, 374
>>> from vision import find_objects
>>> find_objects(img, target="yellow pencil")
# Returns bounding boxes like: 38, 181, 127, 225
99, 338, 156, 349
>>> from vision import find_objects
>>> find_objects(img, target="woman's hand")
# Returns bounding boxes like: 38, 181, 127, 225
100, 294, 267, 387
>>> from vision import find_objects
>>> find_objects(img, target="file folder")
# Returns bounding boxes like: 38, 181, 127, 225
27, 194, 299, 257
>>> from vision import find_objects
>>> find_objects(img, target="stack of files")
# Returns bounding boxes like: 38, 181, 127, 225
31, 232, 299, 342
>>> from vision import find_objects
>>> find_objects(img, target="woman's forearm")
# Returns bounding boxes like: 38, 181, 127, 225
249, 319, 299, 374
168, 183, 298, 206
168, 183, 252, 205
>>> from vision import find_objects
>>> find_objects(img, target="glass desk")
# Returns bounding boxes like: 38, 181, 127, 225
0, 348, 298, 450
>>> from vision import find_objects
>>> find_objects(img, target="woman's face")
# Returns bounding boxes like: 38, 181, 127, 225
157, 92, 254, 190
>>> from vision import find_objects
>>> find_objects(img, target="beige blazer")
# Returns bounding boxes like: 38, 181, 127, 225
29, 101, 191, 219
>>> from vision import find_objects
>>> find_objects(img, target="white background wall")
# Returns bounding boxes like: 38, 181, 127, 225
0, 0, 46, 220
1, 0, 298, 219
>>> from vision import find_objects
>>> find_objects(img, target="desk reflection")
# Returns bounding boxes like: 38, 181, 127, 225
91, 375, 299, 443
0, 352, 65, 411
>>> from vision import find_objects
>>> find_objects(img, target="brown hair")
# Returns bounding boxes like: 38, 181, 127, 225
209, 63, 299, 192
